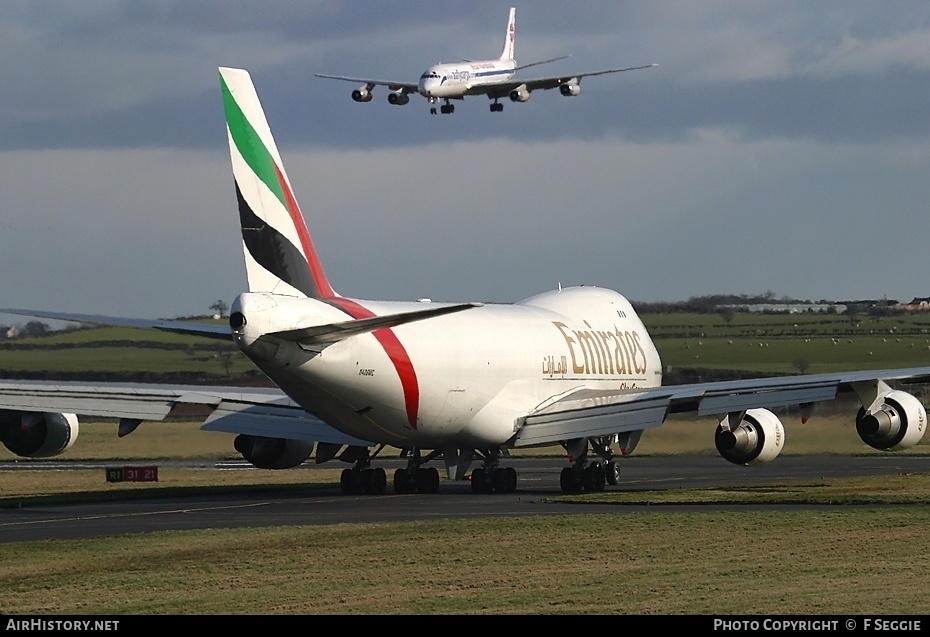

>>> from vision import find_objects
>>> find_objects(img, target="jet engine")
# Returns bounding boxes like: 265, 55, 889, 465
714, 408, 785, 466
351, 87, 373, 103
856, 390, 926, 451
0, 410, 79, 458
387, 91, 409, 106
233, 434, 314, 469
559, 83, 581, 97
509, 85, 531, 102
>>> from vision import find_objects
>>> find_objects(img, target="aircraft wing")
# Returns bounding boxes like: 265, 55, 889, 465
1, 309, 231, 340
0, 379, 373, 446
512, 366, 930, 448
314, 74, 419, 93
464, 63, 657, 97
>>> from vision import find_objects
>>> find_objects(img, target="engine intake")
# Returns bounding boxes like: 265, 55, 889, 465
715, 408, 785, 466
509, 85, 531, 102
387, 91, 409, 106
234, 434, 314, 469
0, 410, 79, 458
856, 390, 926, 451
559, 83, 581, 97
351, 88, 373, 103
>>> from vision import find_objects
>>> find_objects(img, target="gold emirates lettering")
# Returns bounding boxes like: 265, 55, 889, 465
552, 321, 647, 376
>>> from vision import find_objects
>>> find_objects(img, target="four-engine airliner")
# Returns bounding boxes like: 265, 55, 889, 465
2, 67, 929, 497
316, 7, 656, 114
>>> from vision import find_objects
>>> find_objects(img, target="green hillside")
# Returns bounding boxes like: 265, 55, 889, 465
3, 311, 930, 384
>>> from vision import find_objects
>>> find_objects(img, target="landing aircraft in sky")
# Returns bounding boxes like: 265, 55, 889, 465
2, 67, 929, 496
316, 7, 656, 114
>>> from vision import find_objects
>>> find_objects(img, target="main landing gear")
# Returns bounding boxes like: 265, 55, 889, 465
469, 448, 518, 493
341, 445, 520, 495
393, 447, 442, 494
490, 100, 504, 112
429, 98, 455, 115
338, 446, 388, 495
558, 437, 621, 494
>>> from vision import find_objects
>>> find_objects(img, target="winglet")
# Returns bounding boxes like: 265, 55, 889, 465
220, 67, 336, 300
500, 7, 516, 61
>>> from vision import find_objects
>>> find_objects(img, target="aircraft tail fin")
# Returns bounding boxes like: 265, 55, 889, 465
219, 67, 336, 299
499, 7, 516, 61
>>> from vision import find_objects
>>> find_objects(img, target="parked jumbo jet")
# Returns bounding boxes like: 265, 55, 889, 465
316, 7, 656, 114
2, 67, 929, 496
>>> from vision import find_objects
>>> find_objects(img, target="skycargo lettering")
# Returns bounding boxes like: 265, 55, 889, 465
552, 321, 647, 377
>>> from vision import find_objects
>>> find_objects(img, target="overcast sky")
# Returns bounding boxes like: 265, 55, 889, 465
2, 0, 930, 322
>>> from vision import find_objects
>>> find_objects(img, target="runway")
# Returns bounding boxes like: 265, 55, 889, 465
2, 455, 928, 544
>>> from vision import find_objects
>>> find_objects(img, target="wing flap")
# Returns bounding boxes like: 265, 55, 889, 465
515, 394, 670, 447
0, 381, 208, 420
696, 385, 838, 416
201, 400, 373, 446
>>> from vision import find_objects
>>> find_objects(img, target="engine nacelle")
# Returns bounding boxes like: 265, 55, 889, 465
509, 85, 531, 102
387, 91, 409, 106
0, 410, 79, 458
559, 83, 581, 97
856, 390, 926, 451
351, 87, 373, 103
715, 408, 785, 466
234, 434, 313, 469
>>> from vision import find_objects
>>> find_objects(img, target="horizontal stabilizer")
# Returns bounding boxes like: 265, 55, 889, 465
1, 309, 231, 340
270, 302, 483, 347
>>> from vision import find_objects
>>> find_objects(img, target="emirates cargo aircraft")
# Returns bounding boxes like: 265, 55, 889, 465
316, 7, 656, 114
2, 67, 929, 496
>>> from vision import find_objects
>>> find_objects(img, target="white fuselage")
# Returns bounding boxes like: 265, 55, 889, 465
418, 60, 516, 99
231, 286, 663, 449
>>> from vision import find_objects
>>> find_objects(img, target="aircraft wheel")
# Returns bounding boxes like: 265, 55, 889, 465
340, 468, 359, 494
492, 468, 508, 492
471, 468, 488, 493
606, 461, 621, 486
394, 468, 410, 494
416, 467, 440, 493
583, 463, 606, 492
560, 466, 582, 494
361, 467, 386, 495
492, 467, 517, 493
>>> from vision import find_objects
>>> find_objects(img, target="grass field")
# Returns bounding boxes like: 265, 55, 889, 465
3, 507, 930, 614
6, 310, 930, 379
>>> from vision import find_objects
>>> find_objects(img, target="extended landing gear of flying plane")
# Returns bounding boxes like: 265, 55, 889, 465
558, 437, 621, 494
429, 98, 455, 115
490, 101, 504, 112
469, 448, 518, 493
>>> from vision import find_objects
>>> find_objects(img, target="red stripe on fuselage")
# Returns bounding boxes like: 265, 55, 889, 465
274, 163, 335, 298
328, 298, 419, 429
